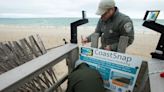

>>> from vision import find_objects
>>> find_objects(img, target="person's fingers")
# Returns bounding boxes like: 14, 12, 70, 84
81, 35, 86, 46
104, 45, 111, 51
81, 35, 87, 42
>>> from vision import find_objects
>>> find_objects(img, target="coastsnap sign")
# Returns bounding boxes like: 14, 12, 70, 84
80, 47, 142, 92
94, 50, 132, 66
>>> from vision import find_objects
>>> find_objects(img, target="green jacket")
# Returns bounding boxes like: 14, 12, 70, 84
66, 63, 105, 92
88, 7, 134, 51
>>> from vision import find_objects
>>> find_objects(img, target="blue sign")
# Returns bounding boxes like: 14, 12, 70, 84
80, 47, 142, 92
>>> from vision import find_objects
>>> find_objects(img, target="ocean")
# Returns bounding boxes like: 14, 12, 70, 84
0, 18, 164, 31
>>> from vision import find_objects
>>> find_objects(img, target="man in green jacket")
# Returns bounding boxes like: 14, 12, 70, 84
66, 63, 105, 92
82, 0, 134, 51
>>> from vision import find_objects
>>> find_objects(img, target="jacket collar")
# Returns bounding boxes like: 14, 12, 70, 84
111, 7, 119, 20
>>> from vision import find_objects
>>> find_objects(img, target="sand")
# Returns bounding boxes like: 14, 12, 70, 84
0, 25, 161, 90
0, 25, 160, 60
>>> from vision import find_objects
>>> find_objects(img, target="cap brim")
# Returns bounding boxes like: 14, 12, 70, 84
96, 8, 106, 15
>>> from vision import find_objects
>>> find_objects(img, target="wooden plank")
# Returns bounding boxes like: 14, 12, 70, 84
46, 68, 57, 84
12, 41, 24, 56
133, 61, 150, 92
0, 44, 18, 69
29, 80, 40, 91
36, 34, 47, 54
0, 43, 8, 62
29, 35, 47, 55
13, 41, 35, 63
19, 39, 33, 61
12, 41, 27, 64
20, 38, 39, 57
0, 63, 9, 73
0, 42, 22, 73
34, 77, 46, 91
26, 80, 40, 91
4, 43, 21, 66
45, 68, 63, 92
66, 47, 79, 73
29, 36, 42, 56
0, 44, 78, 92
39, 74, 51, 88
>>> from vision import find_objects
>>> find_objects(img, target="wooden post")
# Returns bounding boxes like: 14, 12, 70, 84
133, 61, 150, 92
66, 46, 79, 74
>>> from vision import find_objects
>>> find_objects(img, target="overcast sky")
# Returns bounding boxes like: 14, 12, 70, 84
0, 0, 164, 19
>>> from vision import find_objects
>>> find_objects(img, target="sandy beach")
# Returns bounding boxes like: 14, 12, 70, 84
0, 25, 160, 59
0, 25, 161, 90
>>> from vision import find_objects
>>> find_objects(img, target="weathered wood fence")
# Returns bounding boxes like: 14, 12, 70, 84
0, 35, 79, 92
0, 35, 46, 74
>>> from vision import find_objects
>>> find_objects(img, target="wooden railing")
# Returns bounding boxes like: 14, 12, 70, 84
0, 44, 78, 92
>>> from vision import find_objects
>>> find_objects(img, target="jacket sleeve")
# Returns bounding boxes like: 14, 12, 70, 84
110, 43, 119, 51
87, 19, 102, 42
66, 76, 73, 92
119, 17, 134, 46
66, 72, 80, 92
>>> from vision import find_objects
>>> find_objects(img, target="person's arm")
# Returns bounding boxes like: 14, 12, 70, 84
66, 72, 80, 92
119, 17, 134, 46
87, 19, 102, 42
108, 17, 134, 51
66, 74, 75, 92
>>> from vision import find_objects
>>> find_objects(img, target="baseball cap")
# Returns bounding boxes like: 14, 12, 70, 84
96, 0, 115, 15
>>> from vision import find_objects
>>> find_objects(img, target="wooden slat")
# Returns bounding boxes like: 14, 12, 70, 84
0, 44, 78, 92
4, 43, 21, 66
46, 68, 57, 84
12, 41, 24, 57
19, 39, 33, 60
36, 34, 47, 54
0, 43, 8, 62
133, 61, 150, 92
0, 44, 19, 68
12, 41, 27, 64
29, 36, 42, 56
1, 35, 65, 92
20, 38, 39, 57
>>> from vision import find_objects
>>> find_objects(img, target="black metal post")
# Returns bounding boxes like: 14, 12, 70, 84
70, 11, 89, 44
